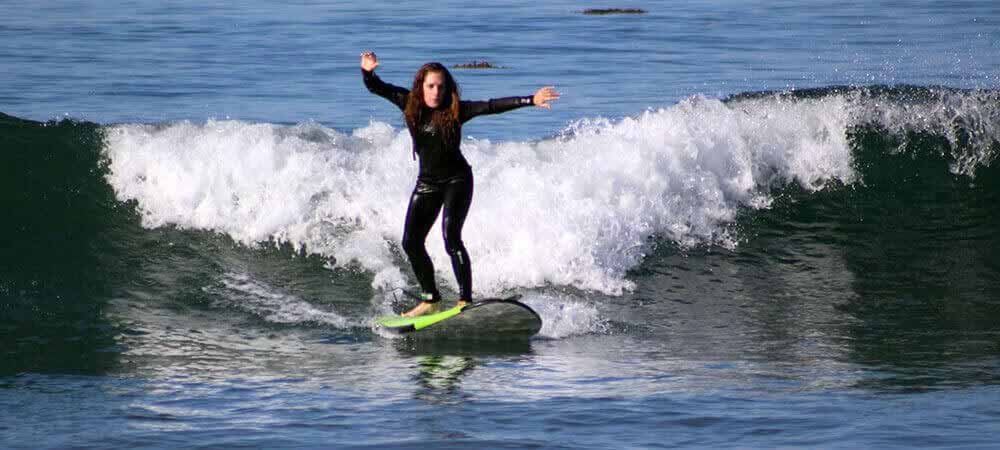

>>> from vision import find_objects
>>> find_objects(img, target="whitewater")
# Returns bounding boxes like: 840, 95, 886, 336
105, 87, 1000, 301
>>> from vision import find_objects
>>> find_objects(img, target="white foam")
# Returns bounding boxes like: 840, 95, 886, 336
104, 96, 859, 300
519, 293, 609, 339
206, 272, 352, 327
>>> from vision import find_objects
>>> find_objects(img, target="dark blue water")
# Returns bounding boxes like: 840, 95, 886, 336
4, 1, 1000, 448
6, 1, 998, 135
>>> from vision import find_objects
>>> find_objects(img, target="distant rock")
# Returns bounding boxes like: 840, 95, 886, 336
451, 60, 505, 69
581, 8, 647, 15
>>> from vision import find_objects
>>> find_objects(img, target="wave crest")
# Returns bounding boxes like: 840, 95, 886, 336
102, 86, 1000, 296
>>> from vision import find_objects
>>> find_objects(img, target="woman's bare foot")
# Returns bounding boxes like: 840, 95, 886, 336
401, 301, 440, 317
454, 299, 471, 309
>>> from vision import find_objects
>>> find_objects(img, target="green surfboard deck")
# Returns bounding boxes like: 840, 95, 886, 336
377, 305, 464, 331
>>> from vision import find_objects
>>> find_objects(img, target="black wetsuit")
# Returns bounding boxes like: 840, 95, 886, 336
362, 68, 533, 302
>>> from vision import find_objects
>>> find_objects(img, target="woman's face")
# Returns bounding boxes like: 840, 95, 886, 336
422, 71, 445, 108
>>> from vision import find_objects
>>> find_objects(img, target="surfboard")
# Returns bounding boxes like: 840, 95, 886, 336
377, 296, 542, 339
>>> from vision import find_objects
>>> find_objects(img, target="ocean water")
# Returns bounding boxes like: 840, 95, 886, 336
3, 1, 1000, 448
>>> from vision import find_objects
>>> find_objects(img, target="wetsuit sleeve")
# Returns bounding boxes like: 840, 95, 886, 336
460, 96, 535, 123
362, 69, 409, 111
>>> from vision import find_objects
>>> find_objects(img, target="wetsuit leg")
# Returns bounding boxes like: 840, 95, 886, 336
402, 184, 444, 302
441, 175, 474, 300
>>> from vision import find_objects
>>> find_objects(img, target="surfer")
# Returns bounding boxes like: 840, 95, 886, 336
361, 51, 560, 317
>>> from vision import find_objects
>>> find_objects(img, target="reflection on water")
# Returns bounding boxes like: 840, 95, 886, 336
394, 339, 534, 403
414, 356, 475, 402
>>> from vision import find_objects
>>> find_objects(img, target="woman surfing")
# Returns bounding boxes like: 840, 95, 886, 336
361, 51, 560, 317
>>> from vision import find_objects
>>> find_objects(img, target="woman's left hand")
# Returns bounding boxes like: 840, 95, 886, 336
532, 86, 561, 108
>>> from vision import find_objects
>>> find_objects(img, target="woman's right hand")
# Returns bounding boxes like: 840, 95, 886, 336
360, 51, 379, 72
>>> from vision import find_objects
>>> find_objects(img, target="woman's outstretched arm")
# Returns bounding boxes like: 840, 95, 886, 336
460, 86, 560, 123
360, 51, 408, 111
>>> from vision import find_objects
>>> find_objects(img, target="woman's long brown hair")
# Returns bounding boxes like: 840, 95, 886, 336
405, 62, 461, 148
